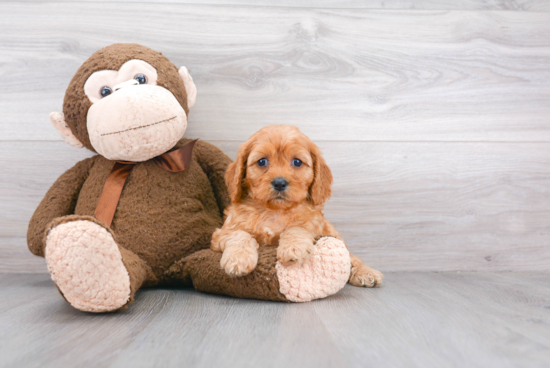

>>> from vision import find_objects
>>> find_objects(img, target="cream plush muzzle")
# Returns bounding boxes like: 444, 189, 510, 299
87, 84, 187, 162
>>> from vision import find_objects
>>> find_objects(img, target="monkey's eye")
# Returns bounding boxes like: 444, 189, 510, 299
257, 158, 268, 168
134, 74, 148, 84
292, 158, 303, 167
100, 86, 113, 98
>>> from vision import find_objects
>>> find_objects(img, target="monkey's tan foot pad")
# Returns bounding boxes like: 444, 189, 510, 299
276, 236, 351, 302
45, 220, 131, 313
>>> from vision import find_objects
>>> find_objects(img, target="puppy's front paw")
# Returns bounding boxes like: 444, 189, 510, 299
220, 238, 259, 277
349, 265, 384, 288
277, 238, 315, 267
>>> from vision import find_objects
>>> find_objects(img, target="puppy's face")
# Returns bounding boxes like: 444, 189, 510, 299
246, 130, 314, 209
227, 125, 332, 209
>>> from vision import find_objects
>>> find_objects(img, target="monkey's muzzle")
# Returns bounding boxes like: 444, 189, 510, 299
87, 84, 187, 162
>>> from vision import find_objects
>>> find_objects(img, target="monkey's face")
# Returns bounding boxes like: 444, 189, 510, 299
84, 59, 187, 162
50, 44, 197, 162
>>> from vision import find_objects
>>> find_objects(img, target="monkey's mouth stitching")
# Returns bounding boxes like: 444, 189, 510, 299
101, 116, 178, 137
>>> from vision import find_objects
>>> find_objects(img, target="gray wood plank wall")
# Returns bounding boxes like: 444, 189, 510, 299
1, 1, 549, 273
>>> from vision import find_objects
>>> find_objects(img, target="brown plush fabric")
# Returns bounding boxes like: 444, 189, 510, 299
27, 158, 97, 257
63, 43, 190, 151
165, 246, 289, 302
119, 246, 157, 307
28, 138, 232, 285
194, 139, 233, 218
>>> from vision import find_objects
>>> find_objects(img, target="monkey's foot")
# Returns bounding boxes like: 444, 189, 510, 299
167, 236, 350, 302
276, 236, 351, 302
45, 219, 131, 312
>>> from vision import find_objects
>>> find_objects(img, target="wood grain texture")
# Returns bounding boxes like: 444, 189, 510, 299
0, 238, 47, 274
1, 2, 549, 273
11, 0, 550, 11
314, 272, 550, 368
2, 140, 549, 273
1, 272, 549, 368
1, 4, 550, 142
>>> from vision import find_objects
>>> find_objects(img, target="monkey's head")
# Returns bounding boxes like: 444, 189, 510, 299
50, 43, 197, 162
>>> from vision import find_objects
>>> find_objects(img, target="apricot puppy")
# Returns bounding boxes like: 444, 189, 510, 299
211, 125, 383, 287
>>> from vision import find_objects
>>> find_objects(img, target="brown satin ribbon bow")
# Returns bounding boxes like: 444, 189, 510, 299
94, 139, 198, 227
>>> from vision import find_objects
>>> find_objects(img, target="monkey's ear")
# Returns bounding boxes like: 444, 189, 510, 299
49, 112, 84, 148
178, 66, 197, 110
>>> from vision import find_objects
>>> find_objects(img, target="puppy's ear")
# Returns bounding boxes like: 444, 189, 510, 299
226, 141, 251, 203
309, 142, 333, 205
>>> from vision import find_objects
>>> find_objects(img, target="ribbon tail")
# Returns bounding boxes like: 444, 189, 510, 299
95, 162, 135, 227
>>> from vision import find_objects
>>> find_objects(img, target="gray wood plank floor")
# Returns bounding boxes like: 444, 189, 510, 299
1, 272, 549, 368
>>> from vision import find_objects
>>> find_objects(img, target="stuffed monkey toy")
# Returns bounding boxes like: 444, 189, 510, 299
27, 44, 351, 312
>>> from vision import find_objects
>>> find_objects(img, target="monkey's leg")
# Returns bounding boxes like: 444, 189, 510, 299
165, 236, 351, 302
45, 216, 156, 312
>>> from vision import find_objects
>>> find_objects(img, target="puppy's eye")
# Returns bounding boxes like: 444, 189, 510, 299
100, 86, 113, 98
292, 158, 303, 167
257, 158, 268, 168
134, 73, 148, 84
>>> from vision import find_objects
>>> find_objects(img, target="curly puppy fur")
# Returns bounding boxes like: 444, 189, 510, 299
211, 125, 383, 287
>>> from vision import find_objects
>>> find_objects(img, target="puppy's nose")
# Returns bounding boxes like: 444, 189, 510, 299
272, 177, 289, 192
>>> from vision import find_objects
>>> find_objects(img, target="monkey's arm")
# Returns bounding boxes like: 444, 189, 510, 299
194, 140, 233, 217
27, 156, 97, 257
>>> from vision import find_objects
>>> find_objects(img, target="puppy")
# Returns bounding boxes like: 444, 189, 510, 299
211, 125, 383, 287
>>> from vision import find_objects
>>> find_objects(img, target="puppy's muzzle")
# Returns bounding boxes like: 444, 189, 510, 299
272, 177, 289, 192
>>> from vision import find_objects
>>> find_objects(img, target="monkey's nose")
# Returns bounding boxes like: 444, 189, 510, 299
272, 177, 289, 192
113, 79, 139, 92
